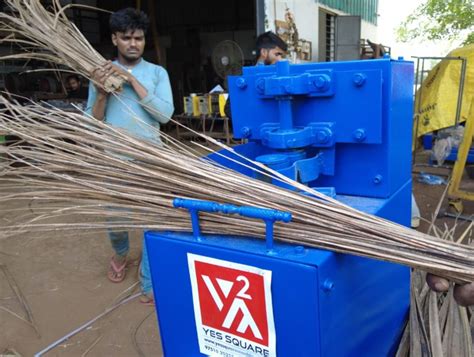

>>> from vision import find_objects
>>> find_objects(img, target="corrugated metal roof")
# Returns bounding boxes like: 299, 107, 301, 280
318, 0, 379, 25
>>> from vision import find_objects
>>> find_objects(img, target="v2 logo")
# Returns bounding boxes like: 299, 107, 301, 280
202, 274, 263, 340
188, 254, 275, 347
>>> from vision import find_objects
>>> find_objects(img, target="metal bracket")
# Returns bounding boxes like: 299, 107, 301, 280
259, 122, 335, 150
256, 69, 335, 98
278, 153, 323, 184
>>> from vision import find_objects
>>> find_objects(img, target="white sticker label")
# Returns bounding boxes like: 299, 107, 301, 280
188, 253, 276, 357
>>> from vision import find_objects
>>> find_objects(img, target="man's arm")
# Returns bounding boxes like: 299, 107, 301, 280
86, 67, 110, 120
139, 66, 174, 124
85, 84, 108, 121
100, 62, 174, 123
101, 62, 148, 100
87, 62, 174, 123
91, 92, 108, 120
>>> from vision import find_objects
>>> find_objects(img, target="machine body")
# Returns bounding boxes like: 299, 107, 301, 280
146, 58, 414, 356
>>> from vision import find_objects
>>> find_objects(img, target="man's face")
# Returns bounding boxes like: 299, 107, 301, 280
261, 46, 286, 65
112, 29, 145, 62
68, 78, 80, 91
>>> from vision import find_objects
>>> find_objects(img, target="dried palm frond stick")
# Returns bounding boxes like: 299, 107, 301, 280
397, 270, 473, 357
396, 195, 474, 357
0, 263, 40, 337
80, 335, 103, 357
110, 281, 140, 307
132, 310, 154, 357
0, 305, 37, 330
34, 292, 141, 357
1, 100, 474, 283
0, 0, 123, 92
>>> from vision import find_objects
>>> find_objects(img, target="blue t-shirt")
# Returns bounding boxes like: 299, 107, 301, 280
86, 59, 174, 143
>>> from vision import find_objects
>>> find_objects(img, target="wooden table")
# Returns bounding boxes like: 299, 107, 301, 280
173, 114, 232, 145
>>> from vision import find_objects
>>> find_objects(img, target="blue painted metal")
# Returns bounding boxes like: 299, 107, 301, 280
225, 58, 414, 198
255, 154, 291, 170
446, 148, 474, 163
173, 198, 291, 251
146, 188, 409, 356
422, 134, 434, 150
146, 58, 414, 356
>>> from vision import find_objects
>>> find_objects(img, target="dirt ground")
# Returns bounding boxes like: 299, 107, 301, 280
0, 215, 162, 356
1, 150, 473, 356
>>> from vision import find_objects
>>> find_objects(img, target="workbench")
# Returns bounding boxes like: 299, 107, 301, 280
173, 114, 231, 145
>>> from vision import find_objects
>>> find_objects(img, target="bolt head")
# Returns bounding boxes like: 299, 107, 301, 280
311, 75, 330, 92
353, 73, 366, 87
240, 126, 251, 137
314, 77, 325, 88
294, 246, 305, 254
373, 175, 383, 184
322, 279, 335, 292
353, 129, 366, 142
236, 78, 247, 89
316, 130, 329, 143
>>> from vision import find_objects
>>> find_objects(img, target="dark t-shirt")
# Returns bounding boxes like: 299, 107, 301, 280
67, 86, 88, 100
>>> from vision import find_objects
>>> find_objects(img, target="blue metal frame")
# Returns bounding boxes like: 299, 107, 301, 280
146, 58, 414, 356
146, 185, 410, 356
223, 58, 413, 198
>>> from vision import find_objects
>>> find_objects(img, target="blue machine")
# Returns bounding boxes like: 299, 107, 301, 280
146, 58, 414, 356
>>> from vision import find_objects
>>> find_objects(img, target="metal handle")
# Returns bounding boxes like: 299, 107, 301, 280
173, 198, 292, 252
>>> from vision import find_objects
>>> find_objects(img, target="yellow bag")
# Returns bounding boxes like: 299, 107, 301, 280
414, 44, 474, 138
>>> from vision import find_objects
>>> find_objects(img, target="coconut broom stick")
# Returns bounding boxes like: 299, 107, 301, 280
2, 0, 470, 284
1, 99, 474, 283
0, 0, 124, 92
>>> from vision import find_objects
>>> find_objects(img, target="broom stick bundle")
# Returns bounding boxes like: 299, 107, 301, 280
1, 2, 474, 355
0, 0, 473, 285
1, 98, 474, 283
0, 0, 124, 92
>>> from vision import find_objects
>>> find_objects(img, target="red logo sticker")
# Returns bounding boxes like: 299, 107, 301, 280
188, 254, 276, 357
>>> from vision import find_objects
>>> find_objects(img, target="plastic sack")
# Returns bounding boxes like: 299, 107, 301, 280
432, 125, 464, 165
417, 172, 447, 185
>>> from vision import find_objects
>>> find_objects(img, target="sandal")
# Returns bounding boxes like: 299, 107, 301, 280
107, 255, 127, 283
139, 293, 155, 306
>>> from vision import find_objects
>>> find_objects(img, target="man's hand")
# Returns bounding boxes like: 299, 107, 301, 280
101, 61, 133, 83
101, 61, 148, 100
91, 61, 132, 94
426, 273, 474, 306
90, 61, 122, 121
91, 61, 148, 101
91, 62, 112, 96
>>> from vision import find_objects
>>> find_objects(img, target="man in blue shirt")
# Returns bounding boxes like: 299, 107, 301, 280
86, 8, 174, 304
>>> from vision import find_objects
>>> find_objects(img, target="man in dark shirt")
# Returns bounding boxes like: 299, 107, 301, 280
66, 74, 88, 100
224, 31, 287, 119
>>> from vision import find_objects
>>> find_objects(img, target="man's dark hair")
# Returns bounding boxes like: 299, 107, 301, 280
66, 74, 81, 82
256, 31, 288, 56
109, 8, 150, 34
